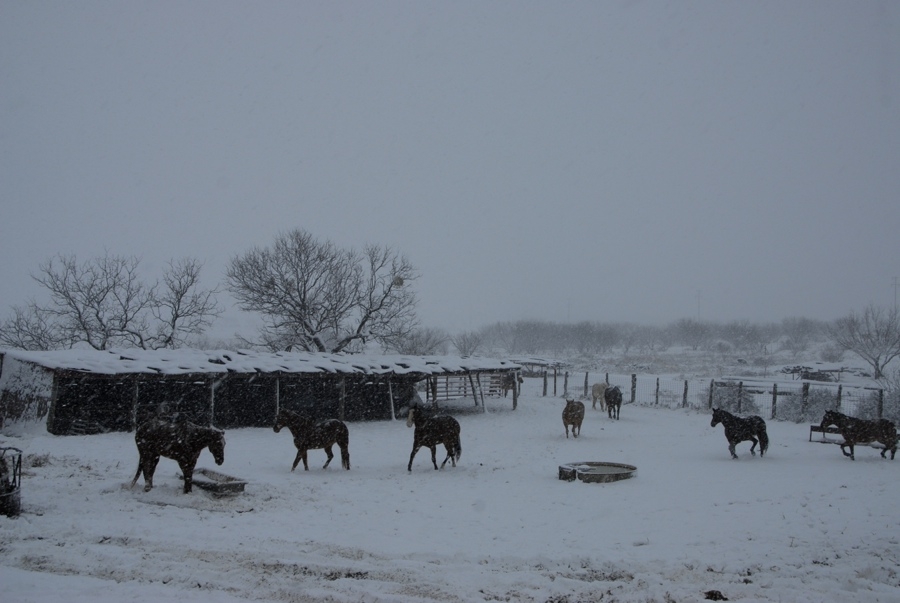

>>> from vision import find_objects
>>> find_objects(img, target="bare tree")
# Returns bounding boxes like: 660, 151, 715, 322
0, 253, 221, 350
450, 330, 484, 356
828, 304, 900, 379
226, 229, 418, 353
389, 328, 449, 355
149, 258, 223, 349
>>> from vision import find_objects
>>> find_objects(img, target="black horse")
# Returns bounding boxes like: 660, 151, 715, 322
273, 408, 350, 471
131, 419, 225, 493
820, 410, 897, 461
406, 404, 462, 471
605, 385, 623, 420
710, 408, 768, 459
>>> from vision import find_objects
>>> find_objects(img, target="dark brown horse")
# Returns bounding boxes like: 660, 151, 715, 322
130, 419, 225, 493
273, 408, 350, 471
562, 399, 585, 438
605, 385, 622, 420
820, 410, 897, 460
711, 408, 768, 459
406, 404, 462, 471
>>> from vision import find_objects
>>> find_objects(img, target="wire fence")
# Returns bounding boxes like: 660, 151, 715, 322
539, 370, 891, 423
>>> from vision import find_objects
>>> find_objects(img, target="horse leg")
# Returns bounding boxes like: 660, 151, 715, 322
143, 455, 160, 491
179, 461, 194, 494
728, 442, 738, 459
323, 445, 334, 469
564, 420, 570, 439
440, 446, 453, 469
407, 444, 421, 472
291, 449, 304, 471
749, 437, 758, 456
839, 442, 854, 460
430, 445, 439, 470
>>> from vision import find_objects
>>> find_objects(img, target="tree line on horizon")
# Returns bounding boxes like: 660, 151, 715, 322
1, 229, 899, 381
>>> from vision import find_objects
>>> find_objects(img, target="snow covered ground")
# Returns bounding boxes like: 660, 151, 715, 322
2, 378, 899, 602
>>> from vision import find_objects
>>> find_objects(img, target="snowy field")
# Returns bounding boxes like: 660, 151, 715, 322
2, 378, 899, 603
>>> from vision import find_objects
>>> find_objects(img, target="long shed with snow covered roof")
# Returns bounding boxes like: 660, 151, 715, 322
0, 349, 520, 435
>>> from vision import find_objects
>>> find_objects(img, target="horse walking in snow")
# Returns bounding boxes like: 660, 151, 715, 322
710, 408, 768, 459
406, 404, 462, 471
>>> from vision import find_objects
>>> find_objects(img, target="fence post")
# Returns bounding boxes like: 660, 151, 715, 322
878, 389, 884, 419
836, 384, 842, 412
543, 371, 548, 397
737, 381, 743, 414
630, 374, 637, 404
564, 371, 569, 398
655, 377, 660, 405
584, 372, 589, 398
682, 380, 689, 408
605, 372, 609, 385
771, 383, 777, 420
708, 380, 715, 409
801, 382, 810, 417
553, 368, 558, 397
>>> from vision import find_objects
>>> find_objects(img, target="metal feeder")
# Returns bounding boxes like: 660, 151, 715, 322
0, 447, 23, 517
188, 468, 247, 497
559, 461, 637, 484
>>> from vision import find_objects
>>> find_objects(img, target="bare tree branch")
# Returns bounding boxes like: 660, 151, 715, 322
226, 229, 419, 353
827, 304, 900, 379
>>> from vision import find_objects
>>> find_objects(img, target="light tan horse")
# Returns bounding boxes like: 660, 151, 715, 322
591, 382, 608, 411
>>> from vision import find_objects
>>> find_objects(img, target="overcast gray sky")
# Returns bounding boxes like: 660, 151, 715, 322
2, 1, 898, 340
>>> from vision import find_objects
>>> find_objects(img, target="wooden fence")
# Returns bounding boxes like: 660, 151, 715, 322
539, 369, 887, 421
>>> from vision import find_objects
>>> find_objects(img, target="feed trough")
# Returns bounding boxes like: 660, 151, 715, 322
188, 468, 247, 496
0, 447, 23, 517
558, 461, 637, 484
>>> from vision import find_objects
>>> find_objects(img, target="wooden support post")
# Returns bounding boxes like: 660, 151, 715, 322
543, 371, 548, 397
737, 381, 743, 414
583, 372, 589, 399
682, 380, 689, 408
771, 383, 777, 420
553, 368, 558, 397
708, 380, 715, 409
655, 377, 660, 405
512, 375, 518, 410
878, 389, 884, 419
801, 382, 810, 417
836, 384, 842, 412
630, 374, 636, 404
564, 371, 569, 398
467, 373, 479, 407
387, 379, 396, 421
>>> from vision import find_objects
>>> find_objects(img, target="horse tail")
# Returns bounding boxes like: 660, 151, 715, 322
451, 419, 462, 462
130, 462, 142, 489
757, 419, 769, 456
338, 422, 351, 470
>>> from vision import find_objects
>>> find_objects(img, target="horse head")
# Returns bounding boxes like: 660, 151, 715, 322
406, 404, 418, 428
208, 429, 226, 466
710, 408, 722, 427
273, 408, 293, 433
820, 410, 840, 431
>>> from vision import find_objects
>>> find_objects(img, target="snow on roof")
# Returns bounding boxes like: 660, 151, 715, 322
0, 348, 520, 377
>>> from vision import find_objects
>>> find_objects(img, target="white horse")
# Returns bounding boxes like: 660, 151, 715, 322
591, 382, 608, 411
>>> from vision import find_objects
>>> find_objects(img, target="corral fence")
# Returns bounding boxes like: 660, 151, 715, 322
541, 369, 888, 422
